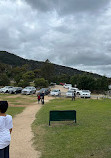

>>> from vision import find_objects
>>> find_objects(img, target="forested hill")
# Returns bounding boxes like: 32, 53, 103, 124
0, 51, 101, 77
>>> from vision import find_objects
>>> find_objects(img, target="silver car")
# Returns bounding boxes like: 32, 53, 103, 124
9, 87, 22, 94
21, 86, 36, 95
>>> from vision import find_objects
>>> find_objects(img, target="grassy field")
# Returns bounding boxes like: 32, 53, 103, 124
0, 93, 37, 106
32, 98, 111, 158
0, 93, 37, 116
7, 107, 25, 117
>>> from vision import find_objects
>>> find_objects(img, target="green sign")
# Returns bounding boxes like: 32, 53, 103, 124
49, 110, 76, 126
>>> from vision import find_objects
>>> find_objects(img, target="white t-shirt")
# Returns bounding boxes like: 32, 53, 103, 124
0, 115, 13, 149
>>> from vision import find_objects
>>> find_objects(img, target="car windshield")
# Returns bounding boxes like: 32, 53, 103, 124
13, 87, 17, 90
39, 88, 46, 92
65, 84, 71, 86
71, 88, 78, 90
14, 87, 21, 90
25, 87, 34, 89
82, 90, 90, 93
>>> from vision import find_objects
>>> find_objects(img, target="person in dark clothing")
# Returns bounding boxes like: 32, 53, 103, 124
41, 91, 44, 104
72, 91, 76, 101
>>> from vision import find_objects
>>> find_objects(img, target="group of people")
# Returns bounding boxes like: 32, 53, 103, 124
37, 91, 45, 104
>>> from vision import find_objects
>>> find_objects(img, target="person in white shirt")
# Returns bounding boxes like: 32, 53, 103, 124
0, 101, 13, 158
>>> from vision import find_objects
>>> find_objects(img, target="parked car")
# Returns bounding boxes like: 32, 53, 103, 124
50, 89, 61, 96
1, 86, 14, 93
21, 86, 36, 95
59, 83, 65, 86
9, 87, 22, 94
69, 87, 79, 92
66, 90, 75, 97
79, 90, 91, 98
50, 82, 56, 86
37, 88, 50, 96
63, 83, 72, 89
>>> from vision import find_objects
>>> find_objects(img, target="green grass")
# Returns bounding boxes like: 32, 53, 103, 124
32, 98, 111, 158
7, 107, 25, 117
0, 93, 37, 105
0, 94, 27, 117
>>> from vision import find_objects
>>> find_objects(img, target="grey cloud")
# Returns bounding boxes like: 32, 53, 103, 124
24, 0, 54, 12
0, 0, 111, 77
75, 65, 111, 77
25, 0, 110, 14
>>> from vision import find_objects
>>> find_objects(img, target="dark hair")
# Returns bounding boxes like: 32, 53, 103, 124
0, 101, 8, 113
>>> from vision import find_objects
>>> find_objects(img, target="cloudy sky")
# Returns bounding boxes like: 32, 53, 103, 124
0, 0, 111, 77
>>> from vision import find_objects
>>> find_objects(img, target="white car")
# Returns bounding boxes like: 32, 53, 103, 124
80, 90, 91, 98
50, 89, 61, 96
66, 90, 75, 97
63, 84, 72, 89
69, 87, 82, 95
69, 87, 79, 91
21, 86, 36, 95
1, 86, 14, 93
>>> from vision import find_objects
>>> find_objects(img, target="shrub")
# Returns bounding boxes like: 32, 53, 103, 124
34, 78, 49, 88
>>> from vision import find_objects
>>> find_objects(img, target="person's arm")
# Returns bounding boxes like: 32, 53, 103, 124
10, 128, 12, 134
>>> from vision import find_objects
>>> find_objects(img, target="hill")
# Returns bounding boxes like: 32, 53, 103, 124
0, 51, 101, 77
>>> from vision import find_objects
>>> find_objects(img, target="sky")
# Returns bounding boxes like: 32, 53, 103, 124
0, 0, 111, 77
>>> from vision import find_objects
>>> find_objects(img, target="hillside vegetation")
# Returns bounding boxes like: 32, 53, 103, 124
0, 51, 110, 92
0, 51, 101, 77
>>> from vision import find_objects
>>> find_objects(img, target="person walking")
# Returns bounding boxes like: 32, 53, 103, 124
72, 91, 76, 101
41, 91, 45, 104
37, 93, 41, 104
0, 101, 13, 158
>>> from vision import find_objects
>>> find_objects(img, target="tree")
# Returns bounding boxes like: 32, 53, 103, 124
33, 69, 41, 78
0, 63, 6, 73
0, 74, 10, 86
14, 74, 22, 85
22, 71, 35, 82
17, 80, 30, 88
78, 74, 95, 91
58, 74, 70, 83
34, 78, 49, 88
41, 62, 55, 82
95, 76, 109, 92
70, 75, 80, 87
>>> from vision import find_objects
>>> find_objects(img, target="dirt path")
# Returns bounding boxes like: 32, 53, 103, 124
10, 95, 54, 158
10, 103, 41, 158
10, 85, 64, 158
